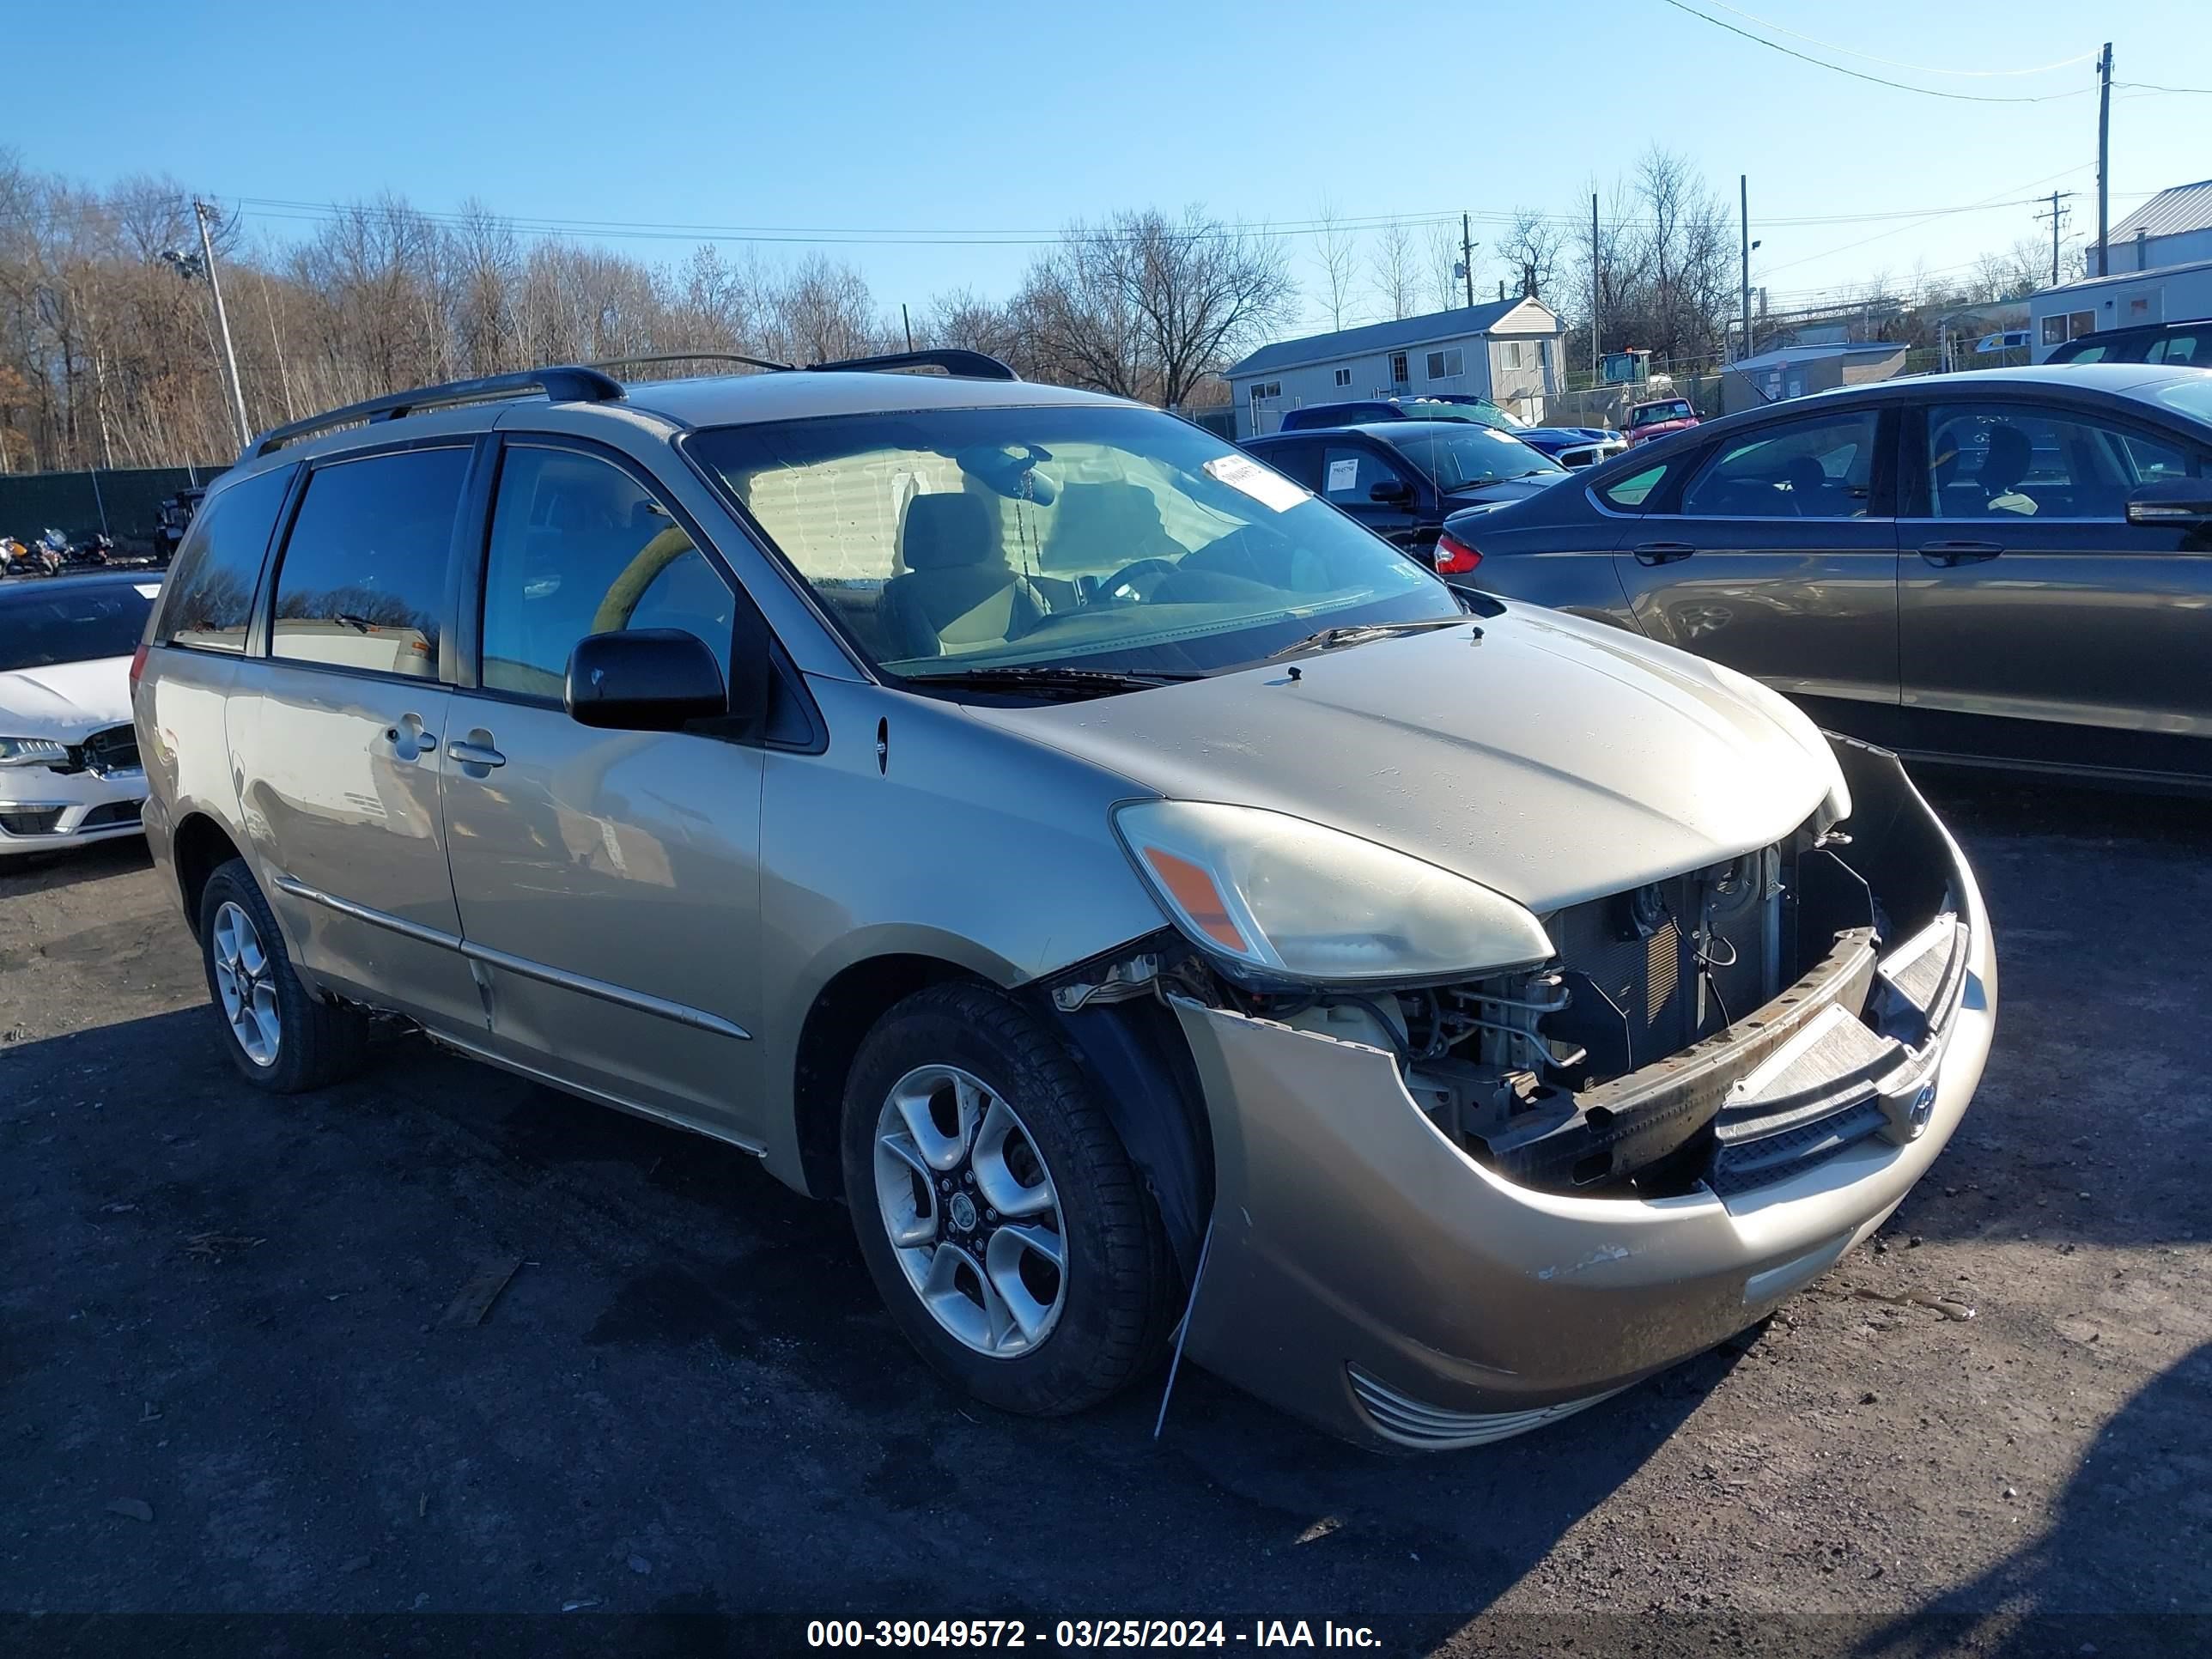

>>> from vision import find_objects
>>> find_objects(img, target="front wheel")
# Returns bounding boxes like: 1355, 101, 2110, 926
841, 982, 1176, 1417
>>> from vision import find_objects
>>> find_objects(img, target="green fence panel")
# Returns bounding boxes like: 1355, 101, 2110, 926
0, 465, 229, 550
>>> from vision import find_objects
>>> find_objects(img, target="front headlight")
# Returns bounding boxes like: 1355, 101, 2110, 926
1113, 799, 1553, 985
0, 737, 69, 768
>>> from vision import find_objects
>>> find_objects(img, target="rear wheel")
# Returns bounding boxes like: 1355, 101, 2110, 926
841, 982, 1175, 1417
197, 858, 368, 1092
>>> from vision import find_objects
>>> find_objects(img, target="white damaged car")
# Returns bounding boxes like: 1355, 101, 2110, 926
0, 571, 159, 856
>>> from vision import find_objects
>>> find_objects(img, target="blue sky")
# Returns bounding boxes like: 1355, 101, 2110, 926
15, 0, 2210, 333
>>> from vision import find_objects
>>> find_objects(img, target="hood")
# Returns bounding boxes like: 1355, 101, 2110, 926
1440, 472, 1568, 508
970, 607, 1844, 915
0, 656, 135, 740
1520, 427, 1615, 447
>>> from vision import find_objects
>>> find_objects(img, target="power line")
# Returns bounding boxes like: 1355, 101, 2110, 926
1656, 0, 2095, 102
213, 186, 2160, 250
1759, 164, 2094, 275
1681, 0, 2096, 77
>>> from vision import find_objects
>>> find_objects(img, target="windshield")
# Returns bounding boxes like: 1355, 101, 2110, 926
1382, 425, 1565, 491
690, 404, 1455, 680
2148, 376, 2212, 427
0, 582, 157, 672
1634, 400, 1693, 425
1425, 400, 1522, 431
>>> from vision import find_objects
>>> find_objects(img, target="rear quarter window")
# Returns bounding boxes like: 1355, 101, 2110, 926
155, 465, 296, 653
1597, 460, 1672, 509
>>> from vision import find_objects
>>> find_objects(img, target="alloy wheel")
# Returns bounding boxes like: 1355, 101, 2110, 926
210, 899, 281, 1067
872, 1064, 1067, 1358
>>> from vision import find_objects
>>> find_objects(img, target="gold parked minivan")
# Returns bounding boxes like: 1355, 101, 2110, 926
133, 353, 1995, 1449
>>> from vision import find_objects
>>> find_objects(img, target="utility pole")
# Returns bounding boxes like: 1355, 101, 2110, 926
1461, 212, 1477, 309
1738, 175, 1752, 362
2035, 191, 2076, 286
1590, 191, 1601, 380
901, 303, 914, 352
195, 201, 251, 449
2095, 43, 2112, 277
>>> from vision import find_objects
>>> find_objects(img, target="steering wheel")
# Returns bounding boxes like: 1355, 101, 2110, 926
1097, 557, 1182, 604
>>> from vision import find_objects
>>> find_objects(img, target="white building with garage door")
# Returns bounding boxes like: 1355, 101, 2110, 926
1224, 298, 1566, 438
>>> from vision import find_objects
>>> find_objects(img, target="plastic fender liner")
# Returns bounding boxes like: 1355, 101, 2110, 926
1042, 994, 1215, 1288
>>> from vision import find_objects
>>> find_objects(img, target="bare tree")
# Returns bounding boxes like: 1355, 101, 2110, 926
1498, 208, 1565, 302
1419, 220, 1461, 313
1019, 207, 1295, 408
1368, 220, 1416, 321
1310, 201, 1358, 330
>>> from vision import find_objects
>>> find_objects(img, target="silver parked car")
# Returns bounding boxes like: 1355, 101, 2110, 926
133, 351, 1995, 1449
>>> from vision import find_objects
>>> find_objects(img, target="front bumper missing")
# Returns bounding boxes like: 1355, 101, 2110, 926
1169, 747, 1996, 1451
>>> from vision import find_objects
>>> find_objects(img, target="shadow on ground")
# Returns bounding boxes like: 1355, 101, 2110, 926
2, 1004, 1723, 1638
1852, 1340, 2212, 1659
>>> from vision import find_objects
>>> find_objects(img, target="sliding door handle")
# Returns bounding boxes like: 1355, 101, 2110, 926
447, 737, 506, 770
1633, 542, 1695, 566
1918, 540, 2002, 567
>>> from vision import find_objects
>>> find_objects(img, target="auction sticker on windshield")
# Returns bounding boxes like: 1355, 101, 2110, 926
1204, 453, 1308, 513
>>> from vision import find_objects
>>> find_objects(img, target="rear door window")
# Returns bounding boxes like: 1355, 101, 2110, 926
478, 446, 735, 702
1248, 441, 1322, 490
1680, 413, 1878, 520
269, 448, 470, 678
157, 465, 295, 653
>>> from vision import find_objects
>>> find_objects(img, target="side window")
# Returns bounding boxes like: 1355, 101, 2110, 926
480, 447, 733, 702
270, 448, 470, 678
158, 465, 295, 653
2148, 331, 2204, 368
1923, 404, 2191, 520
1320, 444, 1408, 504
1680, 413, 1878, 520
1250, 441, 1322, 490
1598, 461, 1671, 510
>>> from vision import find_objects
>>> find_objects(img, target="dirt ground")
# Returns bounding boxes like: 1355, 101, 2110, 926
2, 773, 2208, 1659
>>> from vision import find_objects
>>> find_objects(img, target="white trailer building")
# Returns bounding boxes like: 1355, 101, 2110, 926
1224, 298, 1566, 438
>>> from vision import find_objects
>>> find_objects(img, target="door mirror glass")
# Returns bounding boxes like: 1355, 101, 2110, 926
565, 629, 729, 732
1368, 477, 1415, 505
2124, 478, 2212, 526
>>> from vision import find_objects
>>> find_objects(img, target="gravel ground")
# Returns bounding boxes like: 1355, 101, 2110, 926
2, 773, 2207, 1659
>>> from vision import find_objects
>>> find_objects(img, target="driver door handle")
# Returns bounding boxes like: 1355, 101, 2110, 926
1918, 540, 2003, 567
1633, 542, 1695, 566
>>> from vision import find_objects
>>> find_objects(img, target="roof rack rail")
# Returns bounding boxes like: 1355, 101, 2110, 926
588, 350, 797, 375
806, 349, 1018, 381
248, 366, 625, 457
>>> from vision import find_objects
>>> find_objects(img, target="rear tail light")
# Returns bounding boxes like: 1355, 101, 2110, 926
1432, 532, 1482, 575
128, 642, 149, 691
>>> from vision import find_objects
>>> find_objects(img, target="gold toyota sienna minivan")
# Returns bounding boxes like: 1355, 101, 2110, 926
132, 352, 1995, 1450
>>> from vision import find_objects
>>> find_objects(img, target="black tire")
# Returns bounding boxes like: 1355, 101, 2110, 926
197, 857, 368, 1093
840, 981, 1176, 1417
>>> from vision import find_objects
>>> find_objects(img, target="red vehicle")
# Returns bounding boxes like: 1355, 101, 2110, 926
1622, 395, 1700, 447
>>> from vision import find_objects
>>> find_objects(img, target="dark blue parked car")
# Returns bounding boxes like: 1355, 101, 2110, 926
1242, 419, 1569, 574
1273, 395, 1625, 469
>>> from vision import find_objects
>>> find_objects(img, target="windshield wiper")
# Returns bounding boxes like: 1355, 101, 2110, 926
1263, 617, 1473, 662
898, 665, 1202, 698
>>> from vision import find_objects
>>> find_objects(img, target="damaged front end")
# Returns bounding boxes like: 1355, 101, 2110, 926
1059, 738, 1995, 1451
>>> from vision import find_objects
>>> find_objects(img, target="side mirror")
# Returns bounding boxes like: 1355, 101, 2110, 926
1369, 478, 1415, 505
2125, 478, 2212, 526
565, 629, 729, 732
